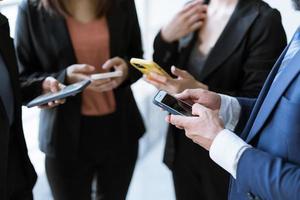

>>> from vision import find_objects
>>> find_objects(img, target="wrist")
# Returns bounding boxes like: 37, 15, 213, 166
208, 127, 225, 150
161, 28, 175, 43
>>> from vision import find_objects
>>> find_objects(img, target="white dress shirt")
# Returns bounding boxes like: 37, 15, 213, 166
209, 94, 252, 179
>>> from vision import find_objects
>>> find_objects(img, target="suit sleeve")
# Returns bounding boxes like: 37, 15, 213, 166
153, 31, 180, 73
236, 148, 300, 200
236, 9, 287, 97
15, 1, 66, 104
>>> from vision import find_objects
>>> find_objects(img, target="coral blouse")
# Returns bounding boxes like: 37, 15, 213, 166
67, 16, 116, 116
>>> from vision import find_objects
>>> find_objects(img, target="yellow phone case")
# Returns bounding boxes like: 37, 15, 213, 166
130, 58, 171, 78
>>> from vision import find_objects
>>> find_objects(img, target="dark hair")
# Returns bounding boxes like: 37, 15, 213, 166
39, 0, 112, 17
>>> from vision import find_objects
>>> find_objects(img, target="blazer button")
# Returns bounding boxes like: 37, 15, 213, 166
247, 192, 255, 200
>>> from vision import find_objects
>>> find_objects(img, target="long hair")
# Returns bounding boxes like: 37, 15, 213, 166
38, 0, 112, 17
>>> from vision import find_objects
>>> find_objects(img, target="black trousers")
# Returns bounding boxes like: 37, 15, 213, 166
8, 190, 33, 200
8, 135, 34, 200
45, 115, 138, 200
171, 131, 229, 200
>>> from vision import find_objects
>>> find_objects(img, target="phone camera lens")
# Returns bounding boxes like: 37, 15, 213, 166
136, 63, 146, 69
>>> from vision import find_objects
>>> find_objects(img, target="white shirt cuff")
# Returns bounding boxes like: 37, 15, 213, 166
219, 94, 241, 131
209, 129, 252, 179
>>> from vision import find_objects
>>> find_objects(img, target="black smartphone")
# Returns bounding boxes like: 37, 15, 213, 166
153, 90, 193, 116
26, 79, 91, 108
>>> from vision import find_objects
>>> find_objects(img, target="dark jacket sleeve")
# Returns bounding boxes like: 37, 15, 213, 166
236, 9, 287, 97
153, 31, 180, 72
15, 1, 66, 93
235, 97, 256, 134
123, 0, 144, 85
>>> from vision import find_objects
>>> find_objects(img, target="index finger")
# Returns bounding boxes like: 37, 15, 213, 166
148, 72, 169, 84
175, 89, 204, 101
169, 114, 191, 129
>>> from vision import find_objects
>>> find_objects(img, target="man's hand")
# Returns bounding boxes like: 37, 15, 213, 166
161, 0, 207, 43
175, 88, 221, 110
167, 103, 224, 150
39, 77, 65, 109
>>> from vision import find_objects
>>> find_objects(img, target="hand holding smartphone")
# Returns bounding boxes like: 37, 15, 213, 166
153, 90, 193, 116
26, 80, 91, 108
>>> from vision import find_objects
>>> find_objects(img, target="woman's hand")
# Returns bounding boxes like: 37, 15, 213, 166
87, 57, 128, 93
66, 64, 95, 84
161, 0, 207, 43
145, 66, 208, 94
39, 77, 66, 109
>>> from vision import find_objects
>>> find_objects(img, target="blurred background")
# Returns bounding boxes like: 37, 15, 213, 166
0, 0, 299, 199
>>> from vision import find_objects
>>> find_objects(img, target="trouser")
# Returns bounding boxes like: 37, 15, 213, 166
45, 114, 138, 200
9, 190, 33, 200
171, 131, 229, 200
8, 135, 35, 200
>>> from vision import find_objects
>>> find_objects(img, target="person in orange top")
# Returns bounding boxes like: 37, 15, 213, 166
15, 0, 145, 199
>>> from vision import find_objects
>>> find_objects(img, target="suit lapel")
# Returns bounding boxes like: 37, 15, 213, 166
43, 12, 77, 65
246, 50, 300, 143
200, 0, 259, 80
240, 46, 289, 140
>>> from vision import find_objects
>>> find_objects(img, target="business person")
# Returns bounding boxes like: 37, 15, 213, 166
0, 5, 64, 200
167, 0, 300, 199
146, 0, 287, 199
15, 0, 145, 199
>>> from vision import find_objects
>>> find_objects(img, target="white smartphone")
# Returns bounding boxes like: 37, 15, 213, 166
90, 71, 123, 80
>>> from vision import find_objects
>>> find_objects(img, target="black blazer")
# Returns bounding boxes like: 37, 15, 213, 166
0, 14, 37, 200
15, 0, 145, 159
154, 0, 287, 97
154, 0, 287, 165
153, 0, 287, 199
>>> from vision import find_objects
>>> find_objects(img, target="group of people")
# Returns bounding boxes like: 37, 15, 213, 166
0, 0, 299, 200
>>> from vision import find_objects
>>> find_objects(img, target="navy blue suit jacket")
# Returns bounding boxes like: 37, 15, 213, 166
229, 41, 300, 200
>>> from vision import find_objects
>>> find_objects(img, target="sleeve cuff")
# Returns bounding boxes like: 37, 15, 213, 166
154, 31, 179, 51
219, 94, 241, 131
209, 129, 252, 179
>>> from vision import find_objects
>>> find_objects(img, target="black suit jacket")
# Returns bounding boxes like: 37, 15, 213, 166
154, 0, 286, 97
15, 0, 145, 159
153, 0, 287, 199
0, 14, 37, 200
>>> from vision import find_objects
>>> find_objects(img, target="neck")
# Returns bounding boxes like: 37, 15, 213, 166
64, 0, 99, 23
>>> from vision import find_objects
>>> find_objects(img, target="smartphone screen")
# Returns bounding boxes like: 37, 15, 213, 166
153, 91, 193, 116
161, 94, 193, 116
